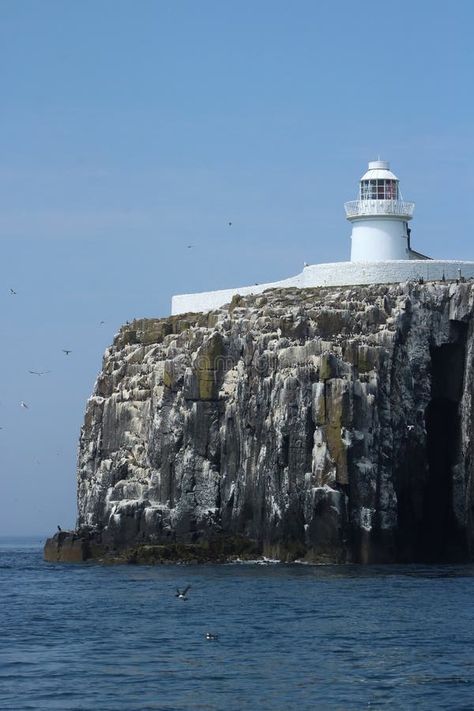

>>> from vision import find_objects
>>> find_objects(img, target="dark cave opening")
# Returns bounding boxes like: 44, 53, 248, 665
423, 397, 460, 556
421, 324, 468, 561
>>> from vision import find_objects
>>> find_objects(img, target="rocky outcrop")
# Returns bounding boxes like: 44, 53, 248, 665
50, 281, 474, 563
43, 530, 104, 563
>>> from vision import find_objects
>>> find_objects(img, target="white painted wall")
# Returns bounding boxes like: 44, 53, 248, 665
350, 218, 409, 261
171, 260, 474, 315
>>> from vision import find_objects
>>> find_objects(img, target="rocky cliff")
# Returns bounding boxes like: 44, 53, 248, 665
46, 281, 474, 563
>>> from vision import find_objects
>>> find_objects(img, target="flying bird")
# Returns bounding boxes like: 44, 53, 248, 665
28, 370, 51, 376
20, 401, 29, 409
186, 245, 194, 249
99, 321, 105, 325
175, 586, 191, 600
407, 425, 415, 432
228, 222, 232, 226
9, 288, 16, 295
62, 349, 72, 355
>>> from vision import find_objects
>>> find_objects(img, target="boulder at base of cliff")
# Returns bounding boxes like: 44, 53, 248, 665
44, 531, 91, 563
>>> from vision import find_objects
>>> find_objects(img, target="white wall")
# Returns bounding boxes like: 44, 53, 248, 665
350, 218, 409, 261
171, 260, 474, 315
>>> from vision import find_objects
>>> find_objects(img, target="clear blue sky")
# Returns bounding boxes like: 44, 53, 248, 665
1, 0, 473, 535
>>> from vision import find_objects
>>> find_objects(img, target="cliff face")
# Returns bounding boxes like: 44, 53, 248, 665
73, 282, 474, 563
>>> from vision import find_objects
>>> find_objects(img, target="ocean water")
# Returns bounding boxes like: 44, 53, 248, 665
1, 539, 474, 710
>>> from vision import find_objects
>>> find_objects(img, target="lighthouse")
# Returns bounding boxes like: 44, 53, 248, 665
345, 160, 415, 262
172, 159, 474, 315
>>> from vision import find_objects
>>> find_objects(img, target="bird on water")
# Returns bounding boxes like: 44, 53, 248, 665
205, 632, 218, 640
176, 586, 191, 600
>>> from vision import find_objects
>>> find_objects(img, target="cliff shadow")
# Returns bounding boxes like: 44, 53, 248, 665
397, 321, 468, 562
422, 322, 468, 560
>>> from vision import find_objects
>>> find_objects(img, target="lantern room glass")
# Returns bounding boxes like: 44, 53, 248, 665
360, 179, 399, 201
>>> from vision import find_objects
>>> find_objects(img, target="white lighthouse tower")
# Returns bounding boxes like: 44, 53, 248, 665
345, 160, 415, 262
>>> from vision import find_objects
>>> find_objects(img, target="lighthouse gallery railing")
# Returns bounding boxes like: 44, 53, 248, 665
344, 200, 415, 218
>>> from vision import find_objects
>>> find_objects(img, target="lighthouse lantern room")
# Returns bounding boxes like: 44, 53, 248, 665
345, 160, 415, 262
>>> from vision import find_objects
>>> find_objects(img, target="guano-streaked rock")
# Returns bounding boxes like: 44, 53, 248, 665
45, 281, 474, 563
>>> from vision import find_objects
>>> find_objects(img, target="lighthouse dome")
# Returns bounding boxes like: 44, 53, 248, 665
360, 159, 398, 181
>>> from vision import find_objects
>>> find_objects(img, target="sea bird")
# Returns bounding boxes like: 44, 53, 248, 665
57, 525, 62, 532
62, 349, 72, 355
20, 401, 29, 409
175, 586, 191, 600
205, 632, 218, 640
28, 370, 51, 376
9, 288, 16, 295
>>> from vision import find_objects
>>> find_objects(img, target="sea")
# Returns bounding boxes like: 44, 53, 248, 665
1, 538, 474, 711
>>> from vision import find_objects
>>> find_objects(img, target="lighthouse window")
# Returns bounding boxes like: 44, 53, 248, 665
385, 180, 398, 199
360, 179, 398, 200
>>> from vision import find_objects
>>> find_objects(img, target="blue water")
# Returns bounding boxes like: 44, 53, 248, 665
1, 539, 474, 710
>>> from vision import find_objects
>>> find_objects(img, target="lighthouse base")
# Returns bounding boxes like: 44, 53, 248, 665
350, 217, 410, 261
171, 260, 474, 315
